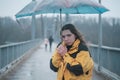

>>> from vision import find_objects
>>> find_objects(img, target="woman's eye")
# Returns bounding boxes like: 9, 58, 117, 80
62, 36, 65, 38
62, 34, 72, 38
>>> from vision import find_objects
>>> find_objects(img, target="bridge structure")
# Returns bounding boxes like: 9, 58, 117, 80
0, 39, 120, 80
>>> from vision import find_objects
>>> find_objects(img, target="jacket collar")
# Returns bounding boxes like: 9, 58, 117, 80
72, 39, 80, 48
68, 39, 80, 54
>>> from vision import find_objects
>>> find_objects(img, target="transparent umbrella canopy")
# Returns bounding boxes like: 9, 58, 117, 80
15, 0, 109, 18
32, 0, 109, 27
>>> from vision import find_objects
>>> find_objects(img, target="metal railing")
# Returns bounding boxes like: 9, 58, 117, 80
0, 40, 120, 79
89, 44, 120, 79
0, 39, 41, 73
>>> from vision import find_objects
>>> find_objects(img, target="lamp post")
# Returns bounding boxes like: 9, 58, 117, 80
98, 0, 102, 71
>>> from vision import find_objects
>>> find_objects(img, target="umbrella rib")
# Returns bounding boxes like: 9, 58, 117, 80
75, 7, 80, 14
88, 0, 103, 13
93, 6, 102, 14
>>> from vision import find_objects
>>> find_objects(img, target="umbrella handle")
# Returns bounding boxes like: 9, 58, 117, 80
60, 8, 62, 27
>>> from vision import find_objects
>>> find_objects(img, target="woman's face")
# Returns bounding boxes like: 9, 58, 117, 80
61, 30, 76, 46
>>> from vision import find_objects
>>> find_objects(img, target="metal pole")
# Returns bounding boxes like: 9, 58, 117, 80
31, 14, 36, 39
98, 0, 102, 71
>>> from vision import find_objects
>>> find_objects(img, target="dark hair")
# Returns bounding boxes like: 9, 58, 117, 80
60, 24, 86, 44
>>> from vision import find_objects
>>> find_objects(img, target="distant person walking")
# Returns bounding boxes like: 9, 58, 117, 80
44, 38, 49, 51
48, 36, 54, 52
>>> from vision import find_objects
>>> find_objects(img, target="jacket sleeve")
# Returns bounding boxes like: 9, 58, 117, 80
75, 51, 94, 73
63, 51, 94, 75
50, 50, 63, 72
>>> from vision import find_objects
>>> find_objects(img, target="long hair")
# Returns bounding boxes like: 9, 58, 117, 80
60, 24, 86, 45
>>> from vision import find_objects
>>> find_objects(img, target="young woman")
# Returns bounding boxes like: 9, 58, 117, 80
50, 24, 94, 80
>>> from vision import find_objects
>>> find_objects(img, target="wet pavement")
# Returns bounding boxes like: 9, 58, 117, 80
0, 43, 111, 80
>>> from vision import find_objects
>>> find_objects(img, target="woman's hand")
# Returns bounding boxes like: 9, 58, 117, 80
57, 44, 67, 56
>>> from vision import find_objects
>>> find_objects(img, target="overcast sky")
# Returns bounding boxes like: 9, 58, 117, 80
0, 0, 120, 19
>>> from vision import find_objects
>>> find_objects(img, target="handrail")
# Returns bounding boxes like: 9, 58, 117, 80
89, 43, 120, 79
0, 39, 42, 74
89, 43, 120, 51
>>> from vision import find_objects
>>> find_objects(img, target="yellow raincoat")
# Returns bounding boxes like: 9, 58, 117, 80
50, 39, 94, 80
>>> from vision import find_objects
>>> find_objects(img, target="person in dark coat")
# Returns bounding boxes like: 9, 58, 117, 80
49, 36, 54, 52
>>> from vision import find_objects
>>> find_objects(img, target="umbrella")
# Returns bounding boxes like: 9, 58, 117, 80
15, 0, 109, 18
15, 0, 109, 40
33, 0, 109, 27
32, 0, 109, 36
